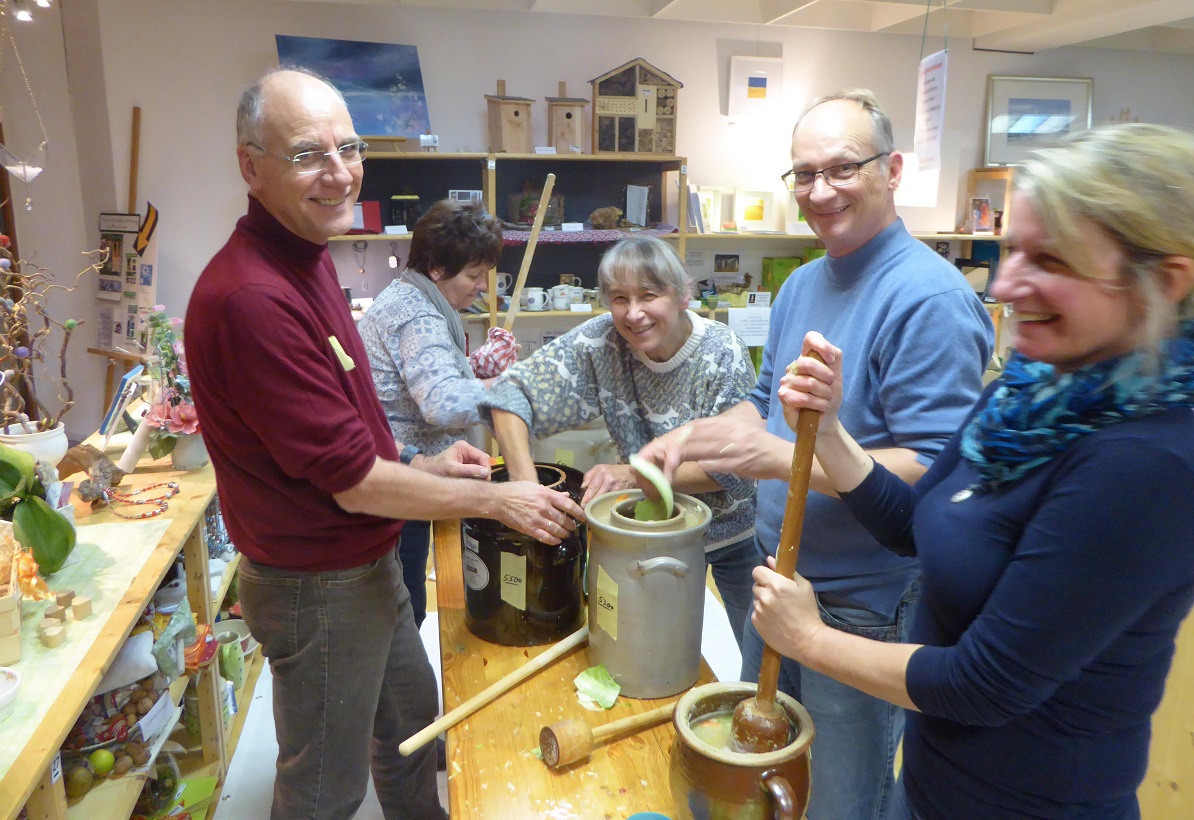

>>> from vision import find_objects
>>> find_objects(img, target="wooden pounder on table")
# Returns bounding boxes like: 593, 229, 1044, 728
539, 700, 677, 769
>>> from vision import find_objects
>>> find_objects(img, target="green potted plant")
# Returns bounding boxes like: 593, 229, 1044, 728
0, 442, 76, 575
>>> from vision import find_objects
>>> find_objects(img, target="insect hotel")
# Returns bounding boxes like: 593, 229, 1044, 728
590, 58, 682, 154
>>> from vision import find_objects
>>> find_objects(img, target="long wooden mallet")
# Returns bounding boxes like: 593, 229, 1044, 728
730, 350, 825, 754
502, 173, 556, 333
399, 623, 588, 756
539, 700, 677, 769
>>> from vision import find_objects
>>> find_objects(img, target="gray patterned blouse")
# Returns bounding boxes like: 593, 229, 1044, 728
358, 278, 485, 455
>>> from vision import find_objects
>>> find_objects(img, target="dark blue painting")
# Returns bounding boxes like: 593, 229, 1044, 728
275, 35, 430, 137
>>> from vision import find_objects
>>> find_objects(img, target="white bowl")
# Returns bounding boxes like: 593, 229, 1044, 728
0, 667, 20, 723
213, 619, 258, 657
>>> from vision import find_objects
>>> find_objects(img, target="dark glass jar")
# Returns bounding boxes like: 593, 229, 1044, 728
461, 463, 586, 646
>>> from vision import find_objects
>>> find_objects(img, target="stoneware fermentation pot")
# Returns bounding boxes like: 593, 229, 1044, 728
584, 490, 711, 698
670, 681, 814, 820
462, 464, 586, 646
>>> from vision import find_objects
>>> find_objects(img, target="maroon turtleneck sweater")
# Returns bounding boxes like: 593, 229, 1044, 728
186, 196, 402, 570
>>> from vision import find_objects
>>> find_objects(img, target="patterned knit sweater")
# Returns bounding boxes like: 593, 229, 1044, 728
481, 311, 757, 551
358, 277, 486, 455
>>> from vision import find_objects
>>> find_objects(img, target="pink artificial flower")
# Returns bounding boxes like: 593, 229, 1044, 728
145, 395, 173, 430
170, 316, 183, 327
167, 401, 199, 435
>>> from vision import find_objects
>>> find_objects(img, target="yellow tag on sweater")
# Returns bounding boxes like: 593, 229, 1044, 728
329, 336, 355, 371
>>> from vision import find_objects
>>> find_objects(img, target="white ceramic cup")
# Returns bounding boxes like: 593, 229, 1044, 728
567, 285, 585, 303
495, 272, 513, 294
524, 287, 548, 310
551, 287, 571, 311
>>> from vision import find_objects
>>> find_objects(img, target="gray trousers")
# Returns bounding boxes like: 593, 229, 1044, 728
239, 547, 445, 820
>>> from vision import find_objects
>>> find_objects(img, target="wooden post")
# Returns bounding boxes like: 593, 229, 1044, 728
127, 106, 141, 214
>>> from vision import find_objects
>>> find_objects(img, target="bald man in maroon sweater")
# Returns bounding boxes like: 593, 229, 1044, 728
186, 67, 581, 820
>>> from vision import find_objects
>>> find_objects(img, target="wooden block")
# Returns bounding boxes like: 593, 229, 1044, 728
44, 604, 67, 622
0, 629, 20, 665
39, 617, 61, 634
71, 597, 92, 619
55, 589, 75, 608
39, 624, 65, 648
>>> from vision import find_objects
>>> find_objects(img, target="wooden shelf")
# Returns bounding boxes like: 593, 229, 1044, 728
212, 552, 241, 613
65, 675, 192, 819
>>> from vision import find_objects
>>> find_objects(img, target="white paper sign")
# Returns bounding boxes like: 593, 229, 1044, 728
727, 307, 771, 346
914, 49, 947, 171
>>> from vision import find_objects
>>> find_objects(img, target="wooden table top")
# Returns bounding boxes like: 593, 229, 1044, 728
433, 519, 715, 819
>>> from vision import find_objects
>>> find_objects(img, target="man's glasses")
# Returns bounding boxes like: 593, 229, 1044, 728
248, 140, 369, 175
781, 152, 890, 193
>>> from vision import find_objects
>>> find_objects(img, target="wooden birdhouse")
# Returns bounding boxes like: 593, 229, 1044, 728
545, 82, 589, 154
485, 80, 533, 153
590, 58, 682, 154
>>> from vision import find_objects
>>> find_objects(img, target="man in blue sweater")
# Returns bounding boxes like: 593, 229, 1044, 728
639, 90, 993, 819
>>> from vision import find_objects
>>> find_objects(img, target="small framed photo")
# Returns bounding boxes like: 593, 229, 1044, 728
714, 254, 740, 273
448, 189, 484, 205
971, 197, 994, 235
733, 190, 775, 232
984, 75, 1093, 167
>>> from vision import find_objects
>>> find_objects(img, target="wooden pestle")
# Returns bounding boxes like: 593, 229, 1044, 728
730, 350, 825, 754
503, 173, 556, 333
540, 701, 677, 769
399, 624, 588, 756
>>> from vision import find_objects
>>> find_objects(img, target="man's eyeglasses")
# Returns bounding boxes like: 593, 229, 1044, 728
781, 152, 890, 193
248, 140, 369, 175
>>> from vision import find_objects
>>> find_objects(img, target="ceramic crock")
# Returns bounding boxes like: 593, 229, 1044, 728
584, 490, 711, 698
670, 681, 815, 820
461, 463, 586, 646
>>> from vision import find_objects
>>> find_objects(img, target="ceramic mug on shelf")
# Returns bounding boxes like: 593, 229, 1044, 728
550, 285, 572, 310
495, 272, 513, 295
567, 285, 585, 304
524, 287, 548, 311
559, 274, 582, 288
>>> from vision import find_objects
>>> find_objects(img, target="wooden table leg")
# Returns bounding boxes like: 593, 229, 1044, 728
23, 756, 67, 819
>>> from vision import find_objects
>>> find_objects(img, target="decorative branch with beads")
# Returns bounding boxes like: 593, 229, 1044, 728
0, 233, 104, 433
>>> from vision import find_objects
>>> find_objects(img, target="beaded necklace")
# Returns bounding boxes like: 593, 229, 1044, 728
105, 481, 180, 519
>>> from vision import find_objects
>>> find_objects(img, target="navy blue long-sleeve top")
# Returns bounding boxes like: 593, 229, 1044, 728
842, 388, 1194, 818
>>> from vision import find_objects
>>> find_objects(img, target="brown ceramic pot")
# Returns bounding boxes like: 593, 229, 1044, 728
670, 682, 815, 820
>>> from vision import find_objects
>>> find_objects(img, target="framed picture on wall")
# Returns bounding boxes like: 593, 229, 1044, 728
984, 75, 1093, 166
728, 56, 784, 117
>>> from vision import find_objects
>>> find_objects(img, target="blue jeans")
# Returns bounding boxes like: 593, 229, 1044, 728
239, 548, 445, 820
741, 574, 920, 820
706, 534, 760, 648
398, 519, 432, 628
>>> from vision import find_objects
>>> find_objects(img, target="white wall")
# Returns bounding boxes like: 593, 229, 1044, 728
6, 0, 1194, 436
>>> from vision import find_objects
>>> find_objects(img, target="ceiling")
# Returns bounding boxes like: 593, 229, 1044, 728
296, 0, 1194, 55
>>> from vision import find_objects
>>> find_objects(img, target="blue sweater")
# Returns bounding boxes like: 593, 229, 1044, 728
751, 219, 993, 613
844, 393, 1194, 817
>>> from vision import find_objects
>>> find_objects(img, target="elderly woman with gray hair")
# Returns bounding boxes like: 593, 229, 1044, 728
764, 123, 1194, 818
482, 234, 759, 646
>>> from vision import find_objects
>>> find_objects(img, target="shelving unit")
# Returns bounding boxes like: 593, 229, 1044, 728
2, 449, 256, 820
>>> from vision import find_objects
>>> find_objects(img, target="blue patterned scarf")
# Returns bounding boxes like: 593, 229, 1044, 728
960, 320, 1194, 490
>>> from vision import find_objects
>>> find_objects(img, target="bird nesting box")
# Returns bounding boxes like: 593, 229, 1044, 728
590, 58, 682, 154
485, 80, 533, 153
546, 81, 589, 154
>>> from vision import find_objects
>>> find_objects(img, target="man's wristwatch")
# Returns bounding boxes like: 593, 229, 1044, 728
399, 444, 422, 465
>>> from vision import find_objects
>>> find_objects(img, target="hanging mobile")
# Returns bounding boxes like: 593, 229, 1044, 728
352, 240, 369, 295
388, 241, 399, 270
